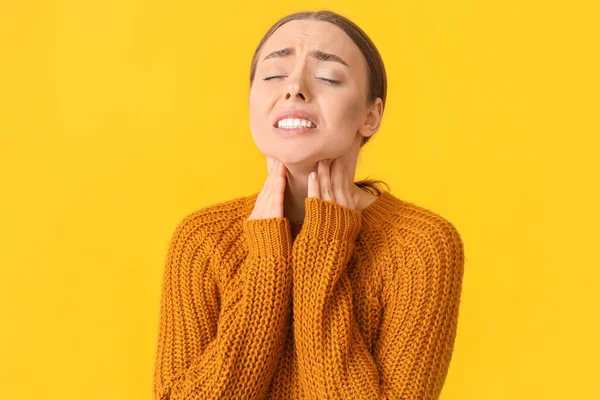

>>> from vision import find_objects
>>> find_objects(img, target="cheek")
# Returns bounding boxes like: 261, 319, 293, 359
249, 82, 274, 106
248, 87, 261, 114
248, 88, 269, 131
326, 95, 364, 129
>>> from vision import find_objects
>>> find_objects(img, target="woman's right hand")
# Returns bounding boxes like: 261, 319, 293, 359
248, 156, 287, 220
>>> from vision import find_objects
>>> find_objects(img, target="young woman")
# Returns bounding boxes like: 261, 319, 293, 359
153, 10, 465, 400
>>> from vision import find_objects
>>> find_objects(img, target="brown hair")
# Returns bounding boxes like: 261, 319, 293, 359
249, 10, 390, 196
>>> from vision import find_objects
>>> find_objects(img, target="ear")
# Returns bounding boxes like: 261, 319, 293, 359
357, 97, 383, 139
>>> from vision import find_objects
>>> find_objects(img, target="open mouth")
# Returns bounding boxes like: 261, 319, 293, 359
273, 118, 318, 129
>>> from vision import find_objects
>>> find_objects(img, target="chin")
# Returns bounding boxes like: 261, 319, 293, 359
260, 144, 315, 165
272, 153, 310, 166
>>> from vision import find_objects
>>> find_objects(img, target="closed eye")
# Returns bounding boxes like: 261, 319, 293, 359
263, 75, 286, 81
263, 76, 340, 85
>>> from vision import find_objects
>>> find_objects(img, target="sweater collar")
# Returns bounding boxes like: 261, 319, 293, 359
243, 190, 400, 231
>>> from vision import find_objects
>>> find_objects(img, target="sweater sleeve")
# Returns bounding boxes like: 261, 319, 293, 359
152, 215, 294, 400
291, 197, 465, 400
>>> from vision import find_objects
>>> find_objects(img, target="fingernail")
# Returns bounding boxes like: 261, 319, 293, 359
310, 172, 317, 181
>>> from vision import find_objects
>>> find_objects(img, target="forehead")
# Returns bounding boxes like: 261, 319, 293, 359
260, 19, 362, 66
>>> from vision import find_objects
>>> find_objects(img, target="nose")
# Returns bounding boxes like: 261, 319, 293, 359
285, 70, 309, 101
286, 91, 306, 101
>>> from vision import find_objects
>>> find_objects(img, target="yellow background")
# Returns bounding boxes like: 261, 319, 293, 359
1, 1, 598, 399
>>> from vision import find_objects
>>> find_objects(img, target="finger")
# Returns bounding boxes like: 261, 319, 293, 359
273, 160, 287, 196
318, 159, 334, 202
267, 158, 277, 182
264, 159, 280, 193
266, 156, 275, 173
332, 157, 351, 208
268, 160, 286, 190
278, 160, 288, 182
257, 160, 273, 201
308, 170, 319, 199
265, 161, 286, 211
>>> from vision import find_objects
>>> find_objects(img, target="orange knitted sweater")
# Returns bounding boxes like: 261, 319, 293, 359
152, 190, 465, 399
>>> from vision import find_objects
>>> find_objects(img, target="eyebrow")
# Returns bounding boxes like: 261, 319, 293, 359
261, 47, 349, 68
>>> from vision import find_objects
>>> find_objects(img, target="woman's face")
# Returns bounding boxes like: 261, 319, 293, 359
249, 19, 374, 166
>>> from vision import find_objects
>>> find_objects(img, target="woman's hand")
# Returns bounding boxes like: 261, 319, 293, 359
308, 156, 360, 210
248, 156, 288, 220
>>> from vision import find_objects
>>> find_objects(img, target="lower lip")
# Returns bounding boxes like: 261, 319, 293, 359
273, 126, 318, 136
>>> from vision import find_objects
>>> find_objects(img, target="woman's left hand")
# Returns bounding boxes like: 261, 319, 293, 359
308, 156, 360, 210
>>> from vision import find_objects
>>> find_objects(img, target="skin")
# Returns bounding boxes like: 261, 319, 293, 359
248, 19, 383, 223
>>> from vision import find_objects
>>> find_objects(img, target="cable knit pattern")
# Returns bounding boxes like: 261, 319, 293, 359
152, 190, 465, 400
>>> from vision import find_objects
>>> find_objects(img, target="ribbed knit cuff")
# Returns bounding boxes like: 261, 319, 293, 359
242, 217, 292, 260
300, 197, 362, 242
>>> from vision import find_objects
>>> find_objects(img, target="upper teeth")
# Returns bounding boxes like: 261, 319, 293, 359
277, 118, 314, 128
